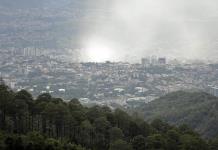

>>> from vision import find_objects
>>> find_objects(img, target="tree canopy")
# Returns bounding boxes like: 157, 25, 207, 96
0, 85, 217, 150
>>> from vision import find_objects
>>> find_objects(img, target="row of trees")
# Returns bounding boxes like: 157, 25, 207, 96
0, 83, 218, 150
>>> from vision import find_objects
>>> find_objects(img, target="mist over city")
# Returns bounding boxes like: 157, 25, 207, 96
80, 0, 218, 62
0, 0, 218, 62
1, 1, 218, 150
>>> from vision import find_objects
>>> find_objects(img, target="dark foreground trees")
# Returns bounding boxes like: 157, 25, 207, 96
0, 83, 217, 150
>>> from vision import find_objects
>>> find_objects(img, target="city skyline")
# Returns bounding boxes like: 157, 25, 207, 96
0, 0, 218, 62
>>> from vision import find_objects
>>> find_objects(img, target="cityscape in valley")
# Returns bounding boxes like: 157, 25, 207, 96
1, 49, 218, 109
2, 1, 218, 150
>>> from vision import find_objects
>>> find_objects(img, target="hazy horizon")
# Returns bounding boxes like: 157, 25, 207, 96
0, 0, 218, 63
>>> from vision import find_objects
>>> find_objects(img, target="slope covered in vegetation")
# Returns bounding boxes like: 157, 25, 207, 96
142, 91, 218, 138
0, 84, 217, 150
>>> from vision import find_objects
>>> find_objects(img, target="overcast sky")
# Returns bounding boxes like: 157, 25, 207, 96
79, 0, 218, 62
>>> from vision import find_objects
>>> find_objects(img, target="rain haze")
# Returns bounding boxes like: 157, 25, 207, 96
79, 0, 218, 62
2, 1, 218, 147
0, 0, 218, 62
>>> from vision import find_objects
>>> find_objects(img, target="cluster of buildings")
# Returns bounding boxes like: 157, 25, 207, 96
1, 2, 218, 109
1, 49, 218, 109
208, 85, 218, 97
141, 56, 167, 67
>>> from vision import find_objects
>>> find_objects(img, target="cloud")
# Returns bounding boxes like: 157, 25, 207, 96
79, 0, 218, 62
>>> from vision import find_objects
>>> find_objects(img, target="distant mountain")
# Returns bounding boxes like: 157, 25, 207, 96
141, 91, 218, 138
0, 0, 87, 50
0, 0, 44, 8
0, 0, 108, 51
0, 0, 100, 9
0, 0, 71, 9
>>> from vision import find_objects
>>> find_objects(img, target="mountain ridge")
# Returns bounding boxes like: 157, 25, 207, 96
141, 91, 218, 138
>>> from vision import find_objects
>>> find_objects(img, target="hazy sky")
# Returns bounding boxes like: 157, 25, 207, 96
79, 0, 218, 62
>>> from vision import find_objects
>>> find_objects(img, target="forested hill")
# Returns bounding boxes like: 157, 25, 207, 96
1, 84, 218, 150
141, 91, 218, 139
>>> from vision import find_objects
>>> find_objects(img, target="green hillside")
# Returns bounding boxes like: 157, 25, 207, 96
142, 91, 218, 138
1, 84, 217, 150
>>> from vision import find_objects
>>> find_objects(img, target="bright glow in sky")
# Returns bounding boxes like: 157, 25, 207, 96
83, 38, 116, 62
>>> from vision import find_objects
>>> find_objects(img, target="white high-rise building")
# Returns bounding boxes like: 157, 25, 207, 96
151, 56, 158, 65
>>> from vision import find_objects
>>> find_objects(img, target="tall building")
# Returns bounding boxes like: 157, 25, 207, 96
209, 86, 218, 97
151, 56, 158, 65
141, 57, 150, 67
158, 57, 166, 65
23, 47, 42, 57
